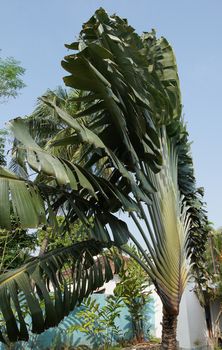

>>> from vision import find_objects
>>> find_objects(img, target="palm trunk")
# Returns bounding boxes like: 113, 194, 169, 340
38, 230, 49, 256
38, 237, 49, 256
161, 308, 178, 350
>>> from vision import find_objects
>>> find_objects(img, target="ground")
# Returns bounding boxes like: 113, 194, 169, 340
123, 344, 160, 350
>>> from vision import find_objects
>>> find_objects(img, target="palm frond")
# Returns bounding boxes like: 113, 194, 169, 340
0, 239, 122, 342
0, 167, 46, 229
24, 87, 76, 147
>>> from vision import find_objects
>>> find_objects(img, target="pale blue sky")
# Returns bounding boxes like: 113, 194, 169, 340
1, 0, 222, 227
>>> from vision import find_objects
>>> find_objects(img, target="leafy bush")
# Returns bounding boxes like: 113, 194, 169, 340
114, 246, 152, 342
67, 295, 124, 349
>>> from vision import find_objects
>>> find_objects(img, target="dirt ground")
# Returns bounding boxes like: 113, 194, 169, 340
123, 343, 161, 350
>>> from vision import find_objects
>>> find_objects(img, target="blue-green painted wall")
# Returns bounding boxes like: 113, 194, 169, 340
0, 295, 155, 350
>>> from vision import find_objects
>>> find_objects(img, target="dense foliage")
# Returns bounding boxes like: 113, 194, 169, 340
67, 295, 124, 349
0, 130, 7, 166
0, 8, 208, 349
114, 246, 151, 342
0, 54, 25, 102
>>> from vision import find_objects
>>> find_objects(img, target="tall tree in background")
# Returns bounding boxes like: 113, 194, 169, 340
0, 227, 36, 273
0, 53, 25, 102
195, 227, 222, 346
0, 52, 25, 165
0, 9, 208, 350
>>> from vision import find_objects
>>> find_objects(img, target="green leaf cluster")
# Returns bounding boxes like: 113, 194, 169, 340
0, 130, 7, 166
202, 229, 222, 300
0, 227, 36, 273
67, 295, 124, 349
114, 246, 151, 342
0, 55, 25, 102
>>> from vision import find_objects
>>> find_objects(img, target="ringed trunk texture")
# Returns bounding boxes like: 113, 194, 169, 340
38, 231, 49, 256
161, 308, 178, 350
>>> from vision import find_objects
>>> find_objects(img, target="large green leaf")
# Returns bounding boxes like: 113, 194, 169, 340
0, 167, 46, 229
0, 239, 122, 342
10, 118, 86, 193
61, 9, 163, 176
124, 126, 201, 315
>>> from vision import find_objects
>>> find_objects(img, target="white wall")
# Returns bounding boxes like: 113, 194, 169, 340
177, 283, 209, 349
150, 283, 209, 348
102, 274, 120, 294
148, 286, 162, 338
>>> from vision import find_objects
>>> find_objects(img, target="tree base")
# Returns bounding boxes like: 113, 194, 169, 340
161, 309, 178, 350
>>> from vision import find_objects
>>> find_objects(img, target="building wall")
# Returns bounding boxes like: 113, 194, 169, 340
0, 280, 212, 350
3, 291, 155, 350
177, 283, 209, 350
147, 285, 162, 338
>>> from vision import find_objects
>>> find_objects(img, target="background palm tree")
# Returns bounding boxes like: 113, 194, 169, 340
0, 8, 208, 349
